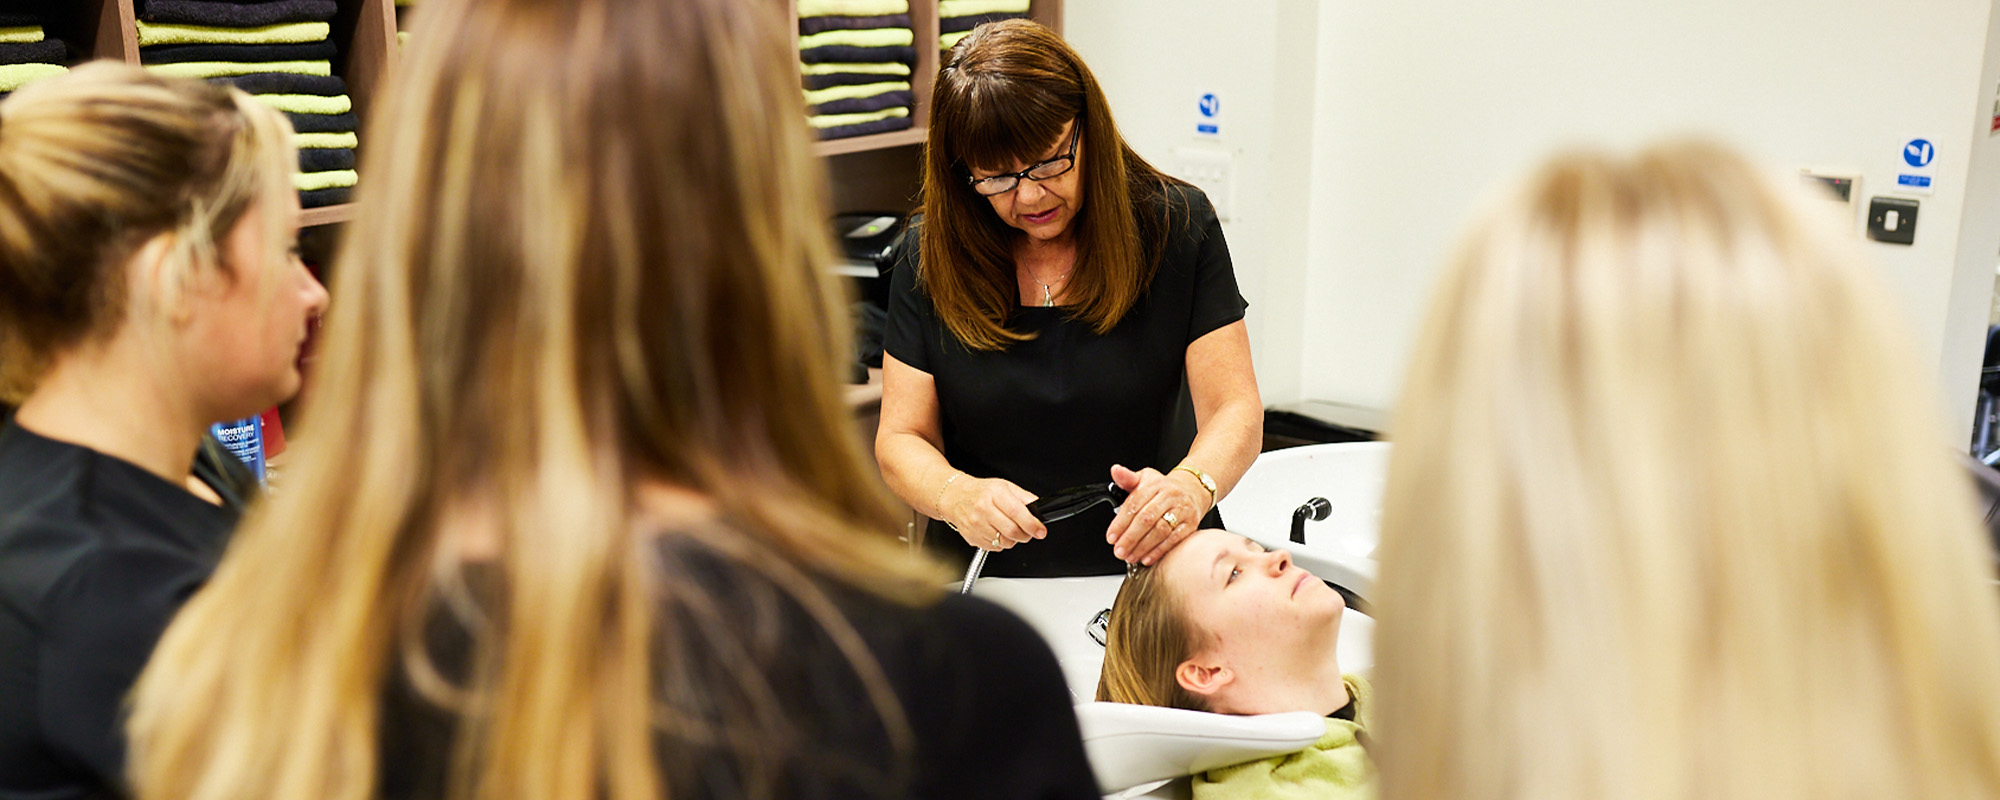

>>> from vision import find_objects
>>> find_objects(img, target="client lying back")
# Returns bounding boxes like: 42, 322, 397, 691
1097, 528, 1374, 799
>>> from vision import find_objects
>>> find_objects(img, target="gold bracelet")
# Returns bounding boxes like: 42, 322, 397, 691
935, 470, 964, 524
1173, 465, 1217, 506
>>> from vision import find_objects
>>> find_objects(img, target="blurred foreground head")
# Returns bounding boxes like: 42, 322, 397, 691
128, 1, 935, 799
1377, 140, 2000, 800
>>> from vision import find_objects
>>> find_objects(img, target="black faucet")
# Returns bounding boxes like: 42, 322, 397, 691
1290, 497, 1331, 544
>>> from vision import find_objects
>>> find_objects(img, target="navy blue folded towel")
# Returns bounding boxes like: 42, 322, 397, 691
800, 44, 916, 65
812, 90, 913, 116
139, 0, 339, 27
299, 186, 351, 209
285, 111, 358, 134
798, 14, 911, 36
0, 39, 66, 66
804, 71, 914, 91
298, 147, 354, 173
210, 72, 347, 96
941, 12, 1028, 34
818, 114, 915, 141
141, 40, 338, 65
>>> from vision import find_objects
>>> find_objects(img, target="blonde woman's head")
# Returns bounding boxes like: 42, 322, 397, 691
1375, 140, 2000, 800
1099, 529, 1347, 715
0, 61, 317, 414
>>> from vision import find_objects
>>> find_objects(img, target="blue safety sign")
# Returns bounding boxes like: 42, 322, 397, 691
1199, 93, 1219, 118
1904, 139, 1935, 168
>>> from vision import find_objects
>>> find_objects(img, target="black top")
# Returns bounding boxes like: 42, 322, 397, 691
379, 537, 1100, 800
886, 183, 1246, 577
0, 421, 238, 800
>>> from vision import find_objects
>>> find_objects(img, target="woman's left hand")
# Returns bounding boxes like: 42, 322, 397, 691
1105, 464, 1210, 566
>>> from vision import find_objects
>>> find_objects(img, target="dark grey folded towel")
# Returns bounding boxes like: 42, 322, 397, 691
139, 0, 339, 26
0, 14, 40, 27
798, 13, 911, 36
210, 72, 347, 96
941, 11, 1028, 34
299, 186, 351, 208
817, 113, 914, 141
0, 39, 65, 65
141, 40, 337, 65
803, 71, 914, 91
812, 90, 913, 116
800, 44, 916, 65
284, 111, 357, 134
298, 147, 354, 173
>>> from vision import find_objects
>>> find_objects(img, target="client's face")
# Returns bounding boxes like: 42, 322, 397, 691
1160, 529, 1345, 666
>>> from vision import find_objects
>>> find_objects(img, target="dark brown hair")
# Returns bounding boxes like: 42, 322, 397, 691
920, 19, 1182, 350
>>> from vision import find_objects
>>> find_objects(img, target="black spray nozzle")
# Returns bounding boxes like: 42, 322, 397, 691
1290, 497, 1331, 544
1027, 482, 1130, 524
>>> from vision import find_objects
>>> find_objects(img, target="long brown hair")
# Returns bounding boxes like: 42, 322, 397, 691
1375, 140, 2000, 800
921, 19, 1179, 350
1095, 564, 1211, 711
0, 62, 293, 402
127, 1, 943, 799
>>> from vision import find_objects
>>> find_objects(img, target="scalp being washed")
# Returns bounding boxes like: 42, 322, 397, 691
1097, 528, 1375, 799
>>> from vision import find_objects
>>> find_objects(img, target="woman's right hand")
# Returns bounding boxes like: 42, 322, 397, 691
940, 476, 1047, 552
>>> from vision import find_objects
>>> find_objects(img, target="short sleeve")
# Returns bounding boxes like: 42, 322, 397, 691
883, 224, 937, 374
906, 595, 1100, 800
1179, 187, 1248, 344
36, 545, 212, 788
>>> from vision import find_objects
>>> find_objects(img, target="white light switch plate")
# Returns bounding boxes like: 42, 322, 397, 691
1171, 146, 1235, 221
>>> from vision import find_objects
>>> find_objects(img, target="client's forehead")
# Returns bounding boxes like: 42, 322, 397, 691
1159, 529, 1244, 585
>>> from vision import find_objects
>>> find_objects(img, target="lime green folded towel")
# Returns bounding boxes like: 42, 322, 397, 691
136, 21, 330, 47
941, 30, 970, 49
148, 60, 332, 79
804, 81, 911, 106
798, 27, 913, 50
800, 61, 910, 77
295, 131, 359, 149
0, 26, 44, 44
940, 0, 1030, 16
294, 169, 358, 192
253, 93, 350, 115
796, 0, 908, 17
1194, 676, 1376, 800
807, 105, 909, 129
0, 63, 66, 92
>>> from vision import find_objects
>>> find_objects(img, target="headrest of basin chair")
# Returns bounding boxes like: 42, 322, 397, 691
1073, 701, 1326, 794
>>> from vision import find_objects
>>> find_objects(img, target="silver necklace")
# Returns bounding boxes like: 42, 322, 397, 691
1030, 267, 1073, 307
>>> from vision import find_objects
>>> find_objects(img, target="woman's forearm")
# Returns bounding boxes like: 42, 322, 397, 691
876, 430, 961, 521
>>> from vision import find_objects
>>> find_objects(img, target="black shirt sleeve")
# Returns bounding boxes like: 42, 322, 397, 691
1175, 186, 1247, 344
883, 223, 935, 374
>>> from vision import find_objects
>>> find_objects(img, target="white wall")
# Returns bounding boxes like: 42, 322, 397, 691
1070, 0, 2000, 440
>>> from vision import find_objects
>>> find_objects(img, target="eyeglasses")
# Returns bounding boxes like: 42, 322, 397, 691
967, 119, 1081, 197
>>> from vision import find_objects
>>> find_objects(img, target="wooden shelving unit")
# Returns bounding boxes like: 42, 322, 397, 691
54, 0, 399, 229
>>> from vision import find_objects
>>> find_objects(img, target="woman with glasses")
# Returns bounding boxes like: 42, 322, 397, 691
877, 20, 1262, 578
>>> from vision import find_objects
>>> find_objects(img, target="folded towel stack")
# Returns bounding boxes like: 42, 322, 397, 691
138, 0, 357, 208
798, 0, 914, 140
939, 0, 1032, 52
0, 10, 72, 102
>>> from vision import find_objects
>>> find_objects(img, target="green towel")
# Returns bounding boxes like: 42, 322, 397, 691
295, 131, 358, 149
253, 92, 350, 115
800, 60, 910, 77
796, 0, 908, 17
294, 169, 357, 192
0, 26, 43, 44
1194, 676, 1376, 800
803, 80, 910, 106
797, 27, 913, 50
0, 63, 66, 92
148, 60, 332, 78
136, 20, 330, 47
941, 30, 970, 49
939, 0, 1030, 16
807, 105, 909, 129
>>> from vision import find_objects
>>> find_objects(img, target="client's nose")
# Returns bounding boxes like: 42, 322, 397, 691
1266, 548, 1290, 576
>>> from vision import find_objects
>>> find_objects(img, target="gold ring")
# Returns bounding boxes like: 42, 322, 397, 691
1162, 511, 1180, 527
992, 536, 1001, 548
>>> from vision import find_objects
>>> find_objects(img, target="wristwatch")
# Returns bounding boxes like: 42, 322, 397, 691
1173, 465, 1217, 505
